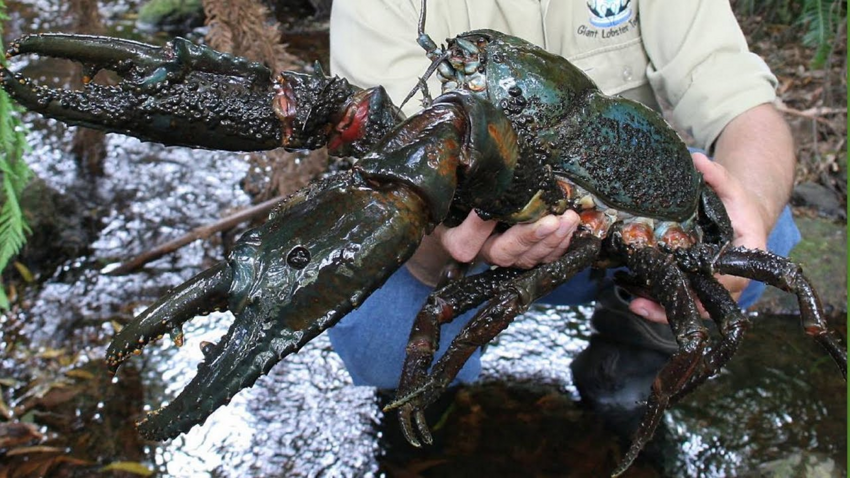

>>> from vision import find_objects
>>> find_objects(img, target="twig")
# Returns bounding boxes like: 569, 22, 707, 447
774, 103, 846, 125
105, 196, 285, 276
821, 5, 845, 107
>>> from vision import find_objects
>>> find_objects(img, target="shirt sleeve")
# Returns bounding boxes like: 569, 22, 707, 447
640, 0, 777, 150
330, 0, 433, 117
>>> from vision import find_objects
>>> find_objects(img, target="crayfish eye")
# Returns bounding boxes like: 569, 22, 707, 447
286, 246, 311, 269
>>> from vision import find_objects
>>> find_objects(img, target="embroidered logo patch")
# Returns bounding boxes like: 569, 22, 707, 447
587, 0, 632, 27
577, 0, 637, 39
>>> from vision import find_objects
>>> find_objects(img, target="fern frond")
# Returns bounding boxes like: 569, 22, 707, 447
800, 0, 842, 68
0, 0, 34, 308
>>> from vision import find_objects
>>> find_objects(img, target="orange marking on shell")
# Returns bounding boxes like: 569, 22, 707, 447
579, 210, 609, 238
621, 222, 656, 248
660, 225, 694, 249
487, 123, 518, 168
432, 138, 460, 178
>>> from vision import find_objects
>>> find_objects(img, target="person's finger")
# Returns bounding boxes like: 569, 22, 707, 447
693, 153, 768, 250
517, 211, 580, 267
693, 153, 737, 202
628, 297, 669, 324
479, 215, 559, 267
539, 213, 580, 263
439, 211, 497, 263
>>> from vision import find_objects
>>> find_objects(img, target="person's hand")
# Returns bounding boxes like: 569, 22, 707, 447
438, 209, 581, 269
406, 207, 580, 286
628, 152, 771, 323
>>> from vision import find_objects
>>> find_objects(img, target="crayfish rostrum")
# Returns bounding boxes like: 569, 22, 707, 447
2, 3, 845, 475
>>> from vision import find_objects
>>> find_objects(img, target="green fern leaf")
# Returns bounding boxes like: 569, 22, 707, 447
800, 0, 842, 68
0, 0, 34, 309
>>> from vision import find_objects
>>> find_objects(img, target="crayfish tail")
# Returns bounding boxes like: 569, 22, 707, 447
106, 262, 232, 374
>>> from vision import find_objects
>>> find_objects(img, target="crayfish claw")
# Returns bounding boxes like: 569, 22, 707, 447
394, 401, 435, 449
397, 404, 423, 448
6, 34, 158, 70
3, 34, 284, 151
106, 263, 232, 374
387, 380, 442, 447
114, 172, 432, 440
414, 410, 434, 445
398, 405, 420, 448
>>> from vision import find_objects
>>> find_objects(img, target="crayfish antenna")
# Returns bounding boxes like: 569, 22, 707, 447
399, 51, 449, 111
398, 0, 452, 111
416, 0, 438, 54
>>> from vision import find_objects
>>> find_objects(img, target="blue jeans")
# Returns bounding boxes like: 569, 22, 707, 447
328, 207, 801, 389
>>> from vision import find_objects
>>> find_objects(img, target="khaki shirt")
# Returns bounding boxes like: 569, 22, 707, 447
330, 0, 777, 150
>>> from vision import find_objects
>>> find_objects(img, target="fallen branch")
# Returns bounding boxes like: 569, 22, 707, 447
105, 196, 285, 276
774, 103, 847, 125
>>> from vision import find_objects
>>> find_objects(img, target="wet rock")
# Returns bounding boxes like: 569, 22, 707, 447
17, 177, 96, 277
754, 451, 844, 478
137, 0, 205, 34
791, 182, 846, 220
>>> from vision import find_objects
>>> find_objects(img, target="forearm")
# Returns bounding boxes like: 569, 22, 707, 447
712, 103, 795, 235
406, 230, 457, 287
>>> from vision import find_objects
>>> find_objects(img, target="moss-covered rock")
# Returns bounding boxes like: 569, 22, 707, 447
137, 0, 204, 33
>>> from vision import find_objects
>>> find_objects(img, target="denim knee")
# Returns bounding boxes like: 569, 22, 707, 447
328, 266, 482, 389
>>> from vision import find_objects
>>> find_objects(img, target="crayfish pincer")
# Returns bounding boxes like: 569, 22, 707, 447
95, 90, 521, 440
2, 15, 846, 476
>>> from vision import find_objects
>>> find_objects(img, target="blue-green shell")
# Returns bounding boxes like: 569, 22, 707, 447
460, 30, 702, 222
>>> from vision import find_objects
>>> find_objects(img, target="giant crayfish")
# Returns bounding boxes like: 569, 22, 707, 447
2, 3, 846, 475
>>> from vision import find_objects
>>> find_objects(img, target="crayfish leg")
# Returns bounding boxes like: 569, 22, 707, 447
669, 273, 750, 404
388, 267, 524, 410
693, 245, 847, 379
389, 234, 601, 448
613, 247, 709, 477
